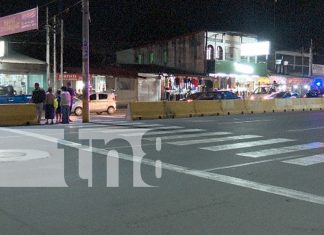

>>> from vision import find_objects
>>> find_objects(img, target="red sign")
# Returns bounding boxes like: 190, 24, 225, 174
58, 73, 94, 80
0, 7, 38, 37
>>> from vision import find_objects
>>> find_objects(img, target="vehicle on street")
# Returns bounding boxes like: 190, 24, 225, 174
197, 90, 241, 100
263, 91, 298, 99
304, 89, 324, 98
72, 92, 117, 116
180, 92, 205, 101
0, 85, 31, 104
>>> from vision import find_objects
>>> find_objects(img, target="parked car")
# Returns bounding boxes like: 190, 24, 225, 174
305, 89, 323, 98
263, 91, 298, 99
72, 92, 116, 116
198, 90, 241, 100
0, 85, 32, 104
180, 92, 205, 101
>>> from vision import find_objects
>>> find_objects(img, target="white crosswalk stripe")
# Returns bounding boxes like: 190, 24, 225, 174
200, 138, 295, 152
167, 135, 262, 146
122, 129, 204, 137
282, 154, 324, 166
237, 142, 324, 158
145, 132, 232, 141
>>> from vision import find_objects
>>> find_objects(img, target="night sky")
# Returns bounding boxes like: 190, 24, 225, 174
1, 0, 324, 67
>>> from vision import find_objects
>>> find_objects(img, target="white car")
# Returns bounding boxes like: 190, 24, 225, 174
72, 92, 117, 116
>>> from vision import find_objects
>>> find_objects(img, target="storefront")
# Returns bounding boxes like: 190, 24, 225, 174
57, 73, 107, 94
0, 53, 46, 94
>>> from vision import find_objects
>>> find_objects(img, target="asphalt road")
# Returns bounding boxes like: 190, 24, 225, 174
1, 111, 324, 234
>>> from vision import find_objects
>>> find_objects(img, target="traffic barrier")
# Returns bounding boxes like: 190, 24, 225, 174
126, 102, 165, 120
126, 98, 324, 121
245, 99, 276, 113
164, 101, 196, 118
0, 104, 37, 126
194, 100, 223, 116
301, 98, 324, 111
222, 99, 247, 115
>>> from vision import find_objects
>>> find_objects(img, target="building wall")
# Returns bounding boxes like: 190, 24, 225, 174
116, 31, 206, 74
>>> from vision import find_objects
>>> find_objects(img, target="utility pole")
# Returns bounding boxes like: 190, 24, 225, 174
60, 19, 64, 87
309, 39, 313, 77
53, 16, 57, 91
82, 0, 90, 123
46, 7, 50, 87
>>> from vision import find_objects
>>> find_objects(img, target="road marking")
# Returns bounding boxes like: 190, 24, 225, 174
237, 142, 324, 158
201, 138, 295, 152
145, 132, 232, 141
0, 149, 50, 162
287, 126, 324, 132
204, 155, 303, 171
133, 124, 163, 127
168, 135, 262, 146
282, 154, 324, 166
123, 129, 203, 137
2, 128, 324, 205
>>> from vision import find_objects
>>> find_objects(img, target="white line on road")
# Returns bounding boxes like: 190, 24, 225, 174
123, 129, 203, 137
2, 128, 324, 206
145, 132, 232, 141
168, 135, 262, 146
282, 154, 324, 166
237, 142, 324, 158
204, 155, 303, 171
201, 138, 295, 152
287, 126, 324, 132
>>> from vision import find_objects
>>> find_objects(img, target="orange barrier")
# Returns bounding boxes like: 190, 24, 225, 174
245, 99, 276, 114
0, 104, 37, 126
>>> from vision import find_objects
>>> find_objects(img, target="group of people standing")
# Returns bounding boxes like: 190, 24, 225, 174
31, 82, 76, 124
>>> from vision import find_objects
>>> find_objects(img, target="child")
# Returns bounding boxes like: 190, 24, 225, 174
55, 90, 62, 124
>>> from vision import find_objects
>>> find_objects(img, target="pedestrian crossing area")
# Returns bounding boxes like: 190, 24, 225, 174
70, 120, 324, 168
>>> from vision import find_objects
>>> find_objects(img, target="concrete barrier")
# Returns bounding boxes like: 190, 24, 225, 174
222, 99, 247, 115
126, 102, 165, 120
301, 98, 324, 111
126, 98, 324, 120
245, 99, 276, 114
0, 104, 37, 126
164, 101, 196, 118
194, 100, 223, 116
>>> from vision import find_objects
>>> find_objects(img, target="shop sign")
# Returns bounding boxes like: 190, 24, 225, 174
0, 7, 38, 37
57, 73, 94, 81
312, 64, 324, 76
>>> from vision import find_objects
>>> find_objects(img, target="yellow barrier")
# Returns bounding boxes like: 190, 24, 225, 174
164, 101, 196, 118
0, 104, 37, 126
127, 102, 165, 120
222, 99, 247, 115
245, 99, 276, 114
126, 98, 324, 120
301, 98, 324, 111
194, 100, 223, 116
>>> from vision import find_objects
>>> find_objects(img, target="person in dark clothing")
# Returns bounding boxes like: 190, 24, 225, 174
66, 81, 75, 121
31, 83, 46, 124
55, 90, 62, 123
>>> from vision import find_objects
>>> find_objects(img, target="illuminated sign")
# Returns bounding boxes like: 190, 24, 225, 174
234, 62, 254, 74
241, 41, 270, 56
0, 41, 4, 57
0, 7, 38, 37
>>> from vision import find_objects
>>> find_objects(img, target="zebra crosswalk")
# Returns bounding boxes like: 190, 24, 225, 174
123, 123, 324, 168
73, 120, 324, 168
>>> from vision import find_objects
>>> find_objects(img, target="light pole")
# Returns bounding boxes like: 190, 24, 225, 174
82, 0, 90, 123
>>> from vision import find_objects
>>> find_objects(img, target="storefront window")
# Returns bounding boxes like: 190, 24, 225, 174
0, 74, 28, 94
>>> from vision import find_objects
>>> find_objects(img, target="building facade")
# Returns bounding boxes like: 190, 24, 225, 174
0, 41, 46, 94
116, 30, 269, 95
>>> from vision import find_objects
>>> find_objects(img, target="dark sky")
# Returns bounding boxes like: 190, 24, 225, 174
1, 0, 324, 67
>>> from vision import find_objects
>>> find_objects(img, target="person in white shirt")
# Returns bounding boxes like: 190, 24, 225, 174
60, 86, 71, 124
